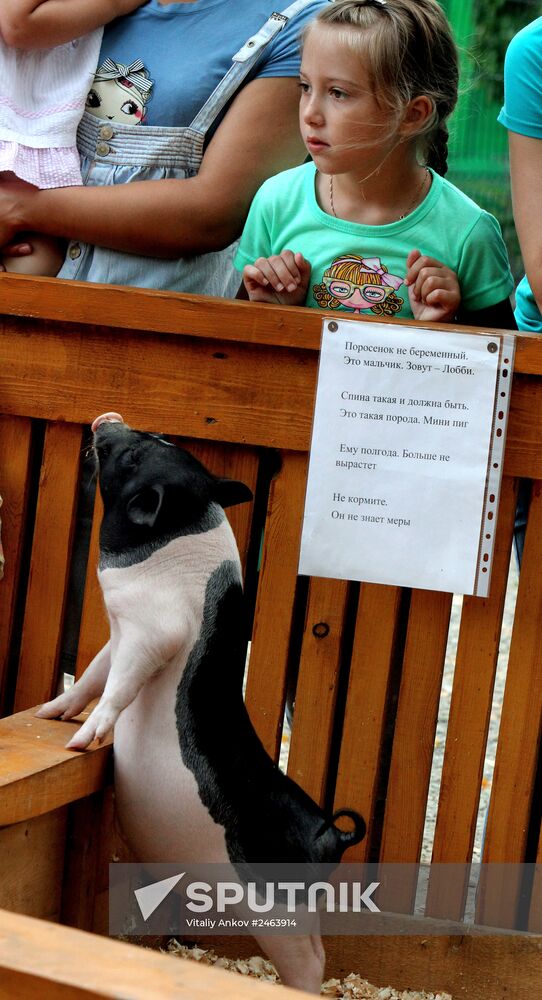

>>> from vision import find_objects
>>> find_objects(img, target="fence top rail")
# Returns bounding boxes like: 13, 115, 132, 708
0, 274, 540, 374
0, 906, 304, 1000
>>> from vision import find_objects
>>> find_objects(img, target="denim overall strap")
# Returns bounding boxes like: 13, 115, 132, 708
77, 113, 206, 170
189, 0, 321, 139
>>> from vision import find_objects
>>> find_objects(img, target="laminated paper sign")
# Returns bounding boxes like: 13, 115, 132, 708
299, 320, 515, 597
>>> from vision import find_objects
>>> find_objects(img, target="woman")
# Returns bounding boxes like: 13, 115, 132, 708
0, 0, 326, 296
499, 17, 540, 562
499, 15, 542, 332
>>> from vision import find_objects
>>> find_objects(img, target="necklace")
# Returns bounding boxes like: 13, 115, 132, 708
329, 167, 430, 221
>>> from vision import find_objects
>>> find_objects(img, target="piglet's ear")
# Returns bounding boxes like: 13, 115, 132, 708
127, 485, 164, 526
213, 477, 253, 509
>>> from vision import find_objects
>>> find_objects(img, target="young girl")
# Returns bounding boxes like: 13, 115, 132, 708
0, 0, 145, 276
236, 0, 515, 328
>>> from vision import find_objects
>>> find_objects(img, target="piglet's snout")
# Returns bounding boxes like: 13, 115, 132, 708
91, 412, 124, 433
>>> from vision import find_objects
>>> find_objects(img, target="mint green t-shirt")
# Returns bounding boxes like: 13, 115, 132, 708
235, 162, 514, 319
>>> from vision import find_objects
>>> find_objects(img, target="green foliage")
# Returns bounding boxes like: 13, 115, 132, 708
474, 0, 539, 99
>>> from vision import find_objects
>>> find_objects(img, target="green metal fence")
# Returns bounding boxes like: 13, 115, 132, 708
443, 0, 539, 283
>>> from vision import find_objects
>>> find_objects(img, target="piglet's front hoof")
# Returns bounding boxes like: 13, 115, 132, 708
66, 728, 106, 752
66, 709, 115, 751
36, 689, 87, 721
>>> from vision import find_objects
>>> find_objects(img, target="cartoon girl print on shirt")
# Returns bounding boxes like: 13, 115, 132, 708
86, 58, 154, 125
313, 254, 404, 316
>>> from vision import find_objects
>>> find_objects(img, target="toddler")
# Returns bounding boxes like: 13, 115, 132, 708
0, 0, 145, 275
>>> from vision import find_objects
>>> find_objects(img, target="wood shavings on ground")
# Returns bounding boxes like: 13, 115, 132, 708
163, 940, 452, 999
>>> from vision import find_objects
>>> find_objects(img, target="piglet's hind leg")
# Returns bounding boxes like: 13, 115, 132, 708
254, 932, 325, 994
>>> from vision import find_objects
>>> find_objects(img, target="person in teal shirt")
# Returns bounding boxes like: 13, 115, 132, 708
499, 16, 542, 332
236, 0, 515, 330
498, 16, 542, 560
236, 159, 514, 323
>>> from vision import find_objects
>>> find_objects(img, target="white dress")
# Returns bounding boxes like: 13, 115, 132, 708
0, 29, 102, 188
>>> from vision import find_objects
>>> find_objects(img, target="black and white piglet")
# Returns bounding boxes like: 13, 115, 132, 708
38, 415, 366, 992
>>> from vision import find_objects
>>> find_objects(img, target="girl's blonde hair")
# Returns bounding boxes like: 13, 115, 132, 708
307, 0, 459, 175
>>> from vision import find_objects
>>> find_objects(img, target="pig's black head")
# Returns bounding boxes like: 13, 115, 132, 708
93, 421, 252, 557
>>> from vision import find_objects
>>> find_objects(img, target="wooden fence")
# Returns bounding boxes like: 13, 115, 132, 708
0, 274, 541, 998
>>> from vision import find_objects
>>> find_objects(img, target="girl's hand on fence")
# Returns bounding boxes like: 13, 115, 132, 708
243, 250, 311, 306
405, 248, 461, 323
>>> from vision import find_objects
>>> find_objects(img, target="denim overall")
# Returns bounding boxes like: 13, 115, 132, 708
57, 0, 317, 296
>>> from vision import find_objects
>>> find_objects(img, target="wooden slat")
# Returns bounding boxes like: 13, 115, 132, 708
333, 583, 405, 862
0, 706, 111, 826
505, 375, 542, 478
180, 439, 260, 573
0, 415, 33, 713
2, 273, 538, 365
426, 475, 518, 920
529, 835, 542, 932
183, 921, 542, 1000
74, 490, 107, 681
323, 931, 542, 1000
3, 316, 542, 464
0, 809, 66, 920
14, 422, 83, 711
0, 274, 326, 351
244, 450, 308, 760
378, 590, 453, 910
0, 906, 305, 1000
60, 792, 105, 932
85, 785, 135, 936
482, 487, 542, 848
476, 481, 542, 928
286, 577, 350, 806
1, 324, 318, 453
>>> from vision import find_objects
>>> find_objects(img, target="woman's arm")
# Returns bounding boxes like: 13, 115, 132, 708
0, 0, 145, 48
0, 76, 306, 258
508, 130, 542, 318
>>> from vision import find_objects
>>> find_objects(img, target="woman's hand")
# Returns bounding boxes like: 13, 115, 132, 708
405, 248, 460, 323
243, 250, 311, 305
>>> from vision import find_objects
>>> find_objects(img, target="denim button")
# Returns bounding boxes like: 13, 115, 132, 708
99, 125, 114, 140
96, 142, 110, 156
69, 243, 81, 260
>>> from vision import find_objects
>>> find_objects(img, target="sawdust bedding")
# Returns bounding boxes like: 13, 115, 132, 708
164, 940, 452, 999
